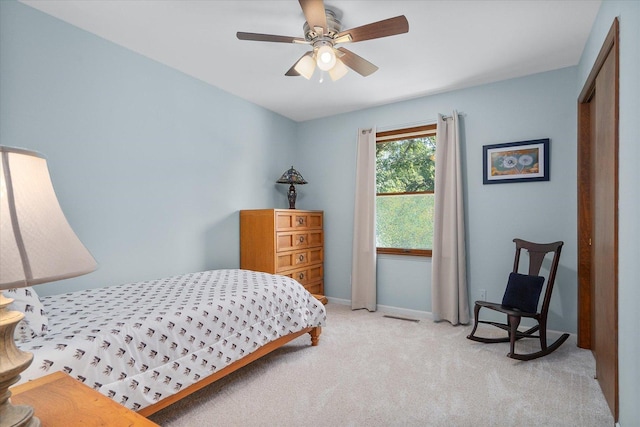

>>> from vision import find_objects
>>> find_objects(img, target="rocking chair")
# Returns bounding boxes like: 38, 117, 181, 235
467, 238, 569, 361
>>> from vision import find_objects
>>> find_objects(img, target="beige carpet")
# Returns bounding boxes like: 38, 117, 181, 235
149, 303, 613, 427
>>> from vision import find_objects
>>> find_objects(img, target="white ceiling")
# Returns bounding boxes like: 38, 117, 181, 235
20, 0, 601, 122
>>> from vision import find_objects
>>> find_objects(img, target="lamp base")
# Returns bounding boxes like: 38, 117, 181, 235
0, 295, 40, 427
0, 401, 39, 427
287, 184, 297, 209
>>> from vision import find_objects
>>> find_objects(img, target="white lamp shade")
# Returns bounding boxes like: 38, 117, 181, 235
294, 54, 316, 80
0, 146, 97, 289
329, 58, 349, 81
316, 45, 336, 71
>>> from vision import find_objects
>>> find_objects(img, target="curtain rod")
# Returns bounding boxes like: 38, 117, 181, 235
376, 111, 464, 133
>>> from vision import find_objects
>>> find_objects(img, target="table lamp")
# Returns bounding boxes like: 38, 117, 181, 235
276, 166, 307, 209
0, 146, 97, 427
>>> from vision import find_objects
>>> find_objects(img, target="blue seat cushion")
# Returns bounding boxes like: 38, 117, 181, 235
501, 272, 545, 313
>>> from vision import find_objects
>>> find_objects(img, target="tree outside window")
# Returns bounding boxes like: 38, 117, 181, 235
376, 124, 436, 256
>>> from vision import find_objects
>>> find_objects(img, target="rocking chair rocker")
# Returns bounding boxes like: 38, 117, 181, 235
467, 238, 570, 361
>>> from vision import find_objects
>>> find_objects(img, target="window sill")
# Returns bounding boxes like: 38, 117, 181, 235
377, 248, 432, 257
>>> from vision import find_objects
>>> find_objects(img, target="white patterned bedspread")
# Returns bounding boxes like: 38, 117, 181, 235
16, 269, 326, 411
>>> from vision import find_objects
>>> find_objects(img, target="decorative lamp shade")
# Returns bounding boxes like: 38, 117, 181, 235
294, 54, 316, 80
329, 58, 349, 82
0, 146, 97, 289
276, 166, 308, 185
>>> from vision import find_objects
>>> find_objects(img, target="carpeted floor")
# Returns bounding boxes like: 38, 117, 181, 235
149, 303, 614, 427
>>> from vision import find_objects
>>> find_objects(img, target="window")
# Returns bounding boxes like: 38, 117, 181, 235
376, 124, 436, 256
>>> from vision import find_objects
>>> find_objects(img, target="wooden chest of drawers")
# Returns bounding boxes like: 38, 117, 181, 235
240, 209, 324, 295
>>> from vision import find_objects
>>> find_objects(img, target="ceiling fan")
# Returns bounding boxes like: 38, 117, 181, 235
236, 0, 409, 82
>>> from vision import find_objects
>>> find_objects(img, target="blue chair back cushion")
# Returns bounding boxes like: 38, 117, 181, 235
501, 272, 545, 313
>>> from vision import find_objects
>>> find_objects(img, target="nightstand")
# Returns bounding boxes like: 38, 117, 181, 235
10, 371, 158, 426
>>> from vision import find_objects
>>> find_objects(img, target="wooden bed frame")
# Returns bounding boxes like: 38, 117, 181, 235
138, 326, 321, 417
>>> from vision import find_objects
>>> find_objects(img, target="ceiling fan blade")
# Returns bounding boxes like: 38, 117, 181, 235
237, 32, 306, 44
299, 0, 327, 34
285, 68, 300, 77
336, 47, 378, 77
335, 15, 409, 43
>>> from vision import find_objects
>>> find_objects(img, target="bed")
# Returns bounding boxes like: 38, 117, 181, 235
9, 269, 326, 416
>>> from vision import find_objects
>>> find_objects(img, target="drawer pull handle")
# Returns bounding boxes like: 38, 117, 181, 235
299, 236, 305, 243
299, 255, 305, 261
299, 273, 305, 280
298, 217, 304, 225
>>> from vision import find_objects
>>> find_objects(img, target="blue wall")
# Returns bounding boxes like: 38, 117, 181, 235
0, 1, 298, 294
577, 2, 640, 425
295, 67, 579, 331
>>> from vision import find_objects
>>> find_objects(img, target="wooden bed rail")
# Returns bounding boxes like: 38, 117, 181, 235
139, 326, 321, 417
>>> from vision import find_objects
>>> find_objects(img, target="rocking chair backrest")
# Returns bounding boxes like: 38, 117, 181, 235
512, 238, 564, 317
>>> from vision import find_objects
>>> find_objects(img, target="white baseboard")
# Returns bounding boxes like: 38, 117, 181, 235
376, 303, 432, 320
324, 297, 575, 335
325, 297, 432, 320
325, 297, 350, 306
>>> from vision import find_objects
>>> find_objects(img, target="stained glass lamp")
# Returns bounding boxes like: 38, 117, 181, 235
276, 166, 307, 209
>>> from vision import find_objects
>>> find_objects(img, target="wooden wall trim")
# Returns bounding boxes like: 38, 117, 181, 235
577, 101, 592, 348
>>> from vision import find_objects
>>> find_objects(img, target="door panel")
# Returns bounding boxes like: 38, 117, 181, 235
592, 49, 618, 419
577, 18, 618, 421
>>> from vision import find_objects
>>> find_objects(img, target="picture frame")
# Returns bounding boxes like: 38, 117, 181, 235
482, 138, 550, 184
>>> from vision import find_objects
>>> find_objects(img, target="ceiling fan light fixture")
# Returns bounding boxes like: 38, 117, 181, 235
316, 45, 336, 71
237, 0, 409, 81
329, 58, 348, 81
294, 54, 316, 79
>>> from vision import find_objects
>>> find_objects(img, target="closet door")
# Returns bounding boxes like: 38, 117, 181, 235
577, 18, 618, 421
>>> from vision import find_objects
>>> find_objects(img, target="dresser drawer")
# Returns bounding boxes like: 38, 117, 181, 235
276, 230, 323, 252
275, 211, 323, 231
306, 230, 323, 247
276, 247, 324, 272
283, 264, 323, 286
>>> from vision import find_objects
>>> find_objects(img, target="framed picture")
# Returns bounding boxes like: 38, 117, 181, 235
483, 139, 550, 184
